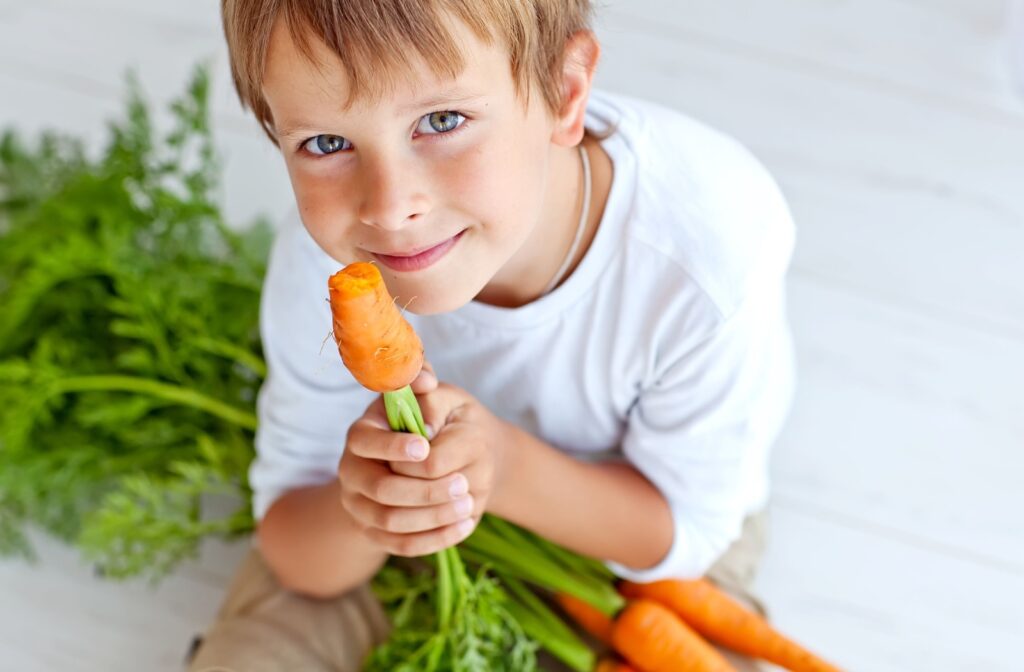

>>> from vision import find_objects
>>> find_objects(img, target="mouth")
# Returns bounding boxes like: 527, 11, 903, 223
371, 229, 467, 272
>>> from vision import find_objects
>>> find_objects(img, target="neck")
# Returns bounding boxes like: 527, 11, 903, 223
476, 137, 606, 308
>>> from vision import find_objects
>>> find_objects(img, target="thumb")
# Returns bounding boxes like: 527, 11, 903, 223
410, 359, 438, 395
414, 382, 471, 443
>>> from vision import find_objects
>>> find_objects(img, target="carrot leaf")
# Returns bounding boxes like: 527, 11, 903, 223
0, 64, 268, 581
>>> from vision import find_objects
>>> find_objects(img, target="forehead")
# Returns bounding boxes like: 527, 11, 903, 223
261, 13, 509, 122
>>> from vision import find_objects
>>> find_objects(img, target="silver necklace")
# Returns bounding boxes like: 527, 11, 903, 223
540, 143, 592, 297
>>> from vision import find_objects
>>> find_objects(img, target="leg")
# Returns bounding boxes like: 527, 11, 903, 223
185, 545, 391, 672
704, 506, 772, 672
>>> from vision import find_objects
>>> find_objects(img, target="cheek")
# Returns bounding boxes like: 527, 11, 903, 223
443, 134, 547, 233
286, 163, 356, 255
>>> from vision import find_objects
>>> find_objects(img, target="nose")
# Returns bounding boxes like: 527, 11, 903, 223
356, 153, 429, 231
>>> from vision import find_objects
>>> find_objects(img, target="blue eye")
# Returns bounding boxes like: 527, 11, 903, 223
416, 111, 466, 135
303, 134, 351, 155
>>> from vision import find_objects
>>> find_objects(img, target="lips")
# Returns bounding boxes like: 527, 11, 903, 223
371, 229, 466, 272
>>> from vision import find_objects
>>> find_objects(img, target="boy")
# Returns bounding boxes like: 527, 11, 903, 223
188, 0, 796, 670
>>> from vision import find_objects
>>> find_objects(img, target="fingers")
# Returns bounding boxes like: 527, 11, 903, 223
364, 517, 478, 557
342, 454, 470, 506
414, 382, 471, 441
356, 395, 391, 431
388, 439, 473, 480
346, 491, 475, 535
388, 417, 480, 480
338, 455, 478, 556
348, 415, 430, 462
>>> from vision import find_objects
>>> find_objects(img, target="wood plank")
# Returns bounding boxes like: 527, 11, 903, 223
777, 274, 1024, 567
0, 0, 265, 128
603, 0, 1022, 116
0, 528, 248, 671
758, 504, 1023, 671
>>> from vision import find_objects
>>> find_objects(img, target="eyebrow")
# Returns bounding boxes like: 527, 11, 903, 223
396, 90, 485, 114
274, 90, 485, 141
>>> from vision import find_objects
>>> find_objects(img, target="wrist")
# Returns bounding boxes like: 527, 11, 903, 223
488, 418, 529, 519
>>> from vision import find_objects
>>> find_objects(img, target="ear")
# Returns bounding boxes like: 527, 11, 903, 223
551, 30, 601, 147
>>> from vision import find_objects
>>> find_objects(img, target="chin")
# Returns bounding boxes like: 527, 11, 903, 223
390, 278, 477, 316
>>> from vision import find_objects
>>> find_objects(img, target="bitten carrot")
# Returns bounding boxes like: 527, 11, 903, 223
557, 592, 615, 645
619, 579, 842, 672
611, 599, 735, 672
327, 262, 423, 392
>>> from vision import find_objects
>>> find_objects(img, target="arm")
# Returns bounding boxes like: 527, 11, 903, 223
491, 422, 675, 572
257, 364, 451, 599
257, 479, 388, 599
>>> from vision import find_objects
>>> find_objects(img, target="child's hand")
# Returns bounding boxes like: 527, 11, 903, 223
337, 363, 509, 557
389, 379, 514, 524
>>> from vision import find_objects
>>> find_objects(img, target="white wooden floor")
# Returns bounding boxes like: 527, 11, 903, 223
2, 1, 1022, 670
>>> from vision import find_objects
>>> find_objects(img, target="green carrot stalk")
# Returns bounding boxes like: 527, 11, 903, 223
486, 515, 617, 585
500, 578, 596, 672
383, 385, 460, 634
461, 523, 625, 616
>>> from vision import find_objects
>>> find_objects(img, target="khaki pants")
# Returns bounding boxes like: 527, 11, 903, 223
186, 510, 770, 672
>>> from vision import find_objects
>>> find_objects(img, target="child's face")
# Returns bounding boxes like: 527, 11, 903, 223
262, 17, 579, 314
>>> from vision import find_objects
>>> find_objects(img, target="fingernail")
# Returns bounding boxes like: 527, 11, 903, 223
425, 424, 436, 440
420, 370, 437, 386
406, 437, 428, 460
457, 518, 474, 537
448, 475, 468, 498
453, 496, 473, 517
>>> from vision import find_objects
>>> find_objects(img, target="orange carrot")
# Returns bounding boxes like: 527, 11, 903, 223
611, 599, 735, 672
619, 579, 842, 672
595, 658, 638, 672
328, 262, 423, 392
556, 592, 615, 645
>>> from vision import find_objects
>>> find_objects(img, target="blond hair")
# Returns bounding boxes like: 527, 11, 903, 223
221, 0, 595, 144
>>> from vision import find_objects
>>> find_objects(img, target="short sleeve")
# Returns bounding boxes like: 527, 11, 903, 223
249, 214, 375, 521
605, 278, 796, 581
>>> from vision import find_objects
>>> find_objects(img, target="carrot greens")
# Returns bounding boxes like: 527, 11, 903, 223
0, 66, 268, 581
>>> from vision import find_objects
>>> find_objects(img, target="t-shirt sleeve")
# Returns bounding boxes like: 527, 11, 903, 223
605, 277, 796, 581
249, 215, 375, 521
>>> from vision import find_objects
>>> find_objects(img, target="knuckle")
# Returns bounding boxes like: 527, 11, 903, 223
366, 528, 391, 552
471, 467, 492, 494
343, 437, 364, 460
346, 419, 370, 443
421, 460, 445, 480
435, 504, 455, 528
350, 499, 374, 528
432, 483, 451, 505
392, 536, 418, 557
377, 507, 399, 531
370, 477, 394, 503
338, 488, 355, 511
351, 511, 373, 535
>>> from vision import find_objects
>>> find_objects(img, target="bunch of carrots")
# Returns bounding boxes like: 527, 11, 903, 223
558, 579, 843, 672
327, 261, 842, 672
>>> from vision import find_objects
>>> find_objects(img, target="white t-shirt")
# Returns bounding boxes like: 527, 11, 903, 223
250, 90, 797, 581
